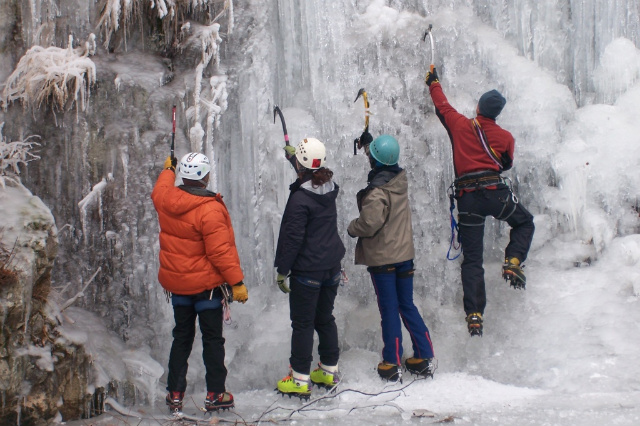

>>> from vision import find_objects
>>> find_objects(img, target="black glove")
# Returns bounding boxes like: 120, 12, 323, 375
425, 67, 439, 87
500, 151, 513, 171
359, 131, 373, 147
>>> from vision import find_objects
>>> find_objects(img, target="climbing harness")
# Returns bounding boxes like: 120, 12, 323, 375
454, 170, 503, 192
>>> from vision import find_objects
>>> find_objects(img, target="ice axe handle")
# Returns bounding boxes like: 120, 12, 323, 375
171, 105, 176, 161
424, 25, 435, 72
273, 105, 290, 146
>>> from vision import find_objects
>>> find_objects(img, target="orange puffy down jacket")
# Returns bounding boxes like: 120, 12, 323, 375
151, 170, 244, 295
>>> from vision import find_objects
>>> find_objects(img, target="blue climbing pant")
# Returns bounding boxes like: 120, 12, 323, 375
369, 260, 434, 364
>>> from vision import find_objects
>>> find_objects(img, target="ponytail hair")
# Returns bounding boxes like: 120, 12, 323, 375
298, 167, 333, 187
311, 167, 333, 187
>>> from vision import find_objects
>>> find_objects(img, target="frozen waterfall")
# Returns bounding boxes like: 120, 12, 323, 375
1, 0, 639, 425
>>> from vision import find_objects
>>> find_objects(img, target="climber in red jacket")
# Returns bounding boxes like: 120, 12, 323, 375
426, 68, 535, 337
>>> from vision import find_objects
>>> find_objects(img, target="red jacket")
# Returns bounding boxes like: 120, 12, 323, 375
429, 82, 514, 177
151, 170, 244, 295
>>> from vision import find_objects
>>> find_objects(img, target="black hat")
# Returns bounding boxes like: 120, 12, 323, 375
478, 90, 506, 119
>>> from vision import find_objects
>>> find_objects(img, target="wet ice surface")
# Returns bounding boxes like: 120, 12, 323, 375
67, 373, 640, 425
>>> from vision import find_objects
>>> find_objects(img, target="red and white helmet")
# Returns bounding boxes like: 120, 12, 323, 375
295, 138, 326, 170
177, 152, 211, 181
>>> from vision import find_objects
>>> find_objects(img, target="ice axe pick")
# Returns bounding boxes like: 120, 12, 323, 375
353, 88, 370, 155
423, 24, 435, 72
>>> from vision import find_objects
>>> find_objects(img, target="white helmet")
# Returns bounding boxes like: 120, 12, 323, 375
178, 152, 211, 181
295, 138, 326, 170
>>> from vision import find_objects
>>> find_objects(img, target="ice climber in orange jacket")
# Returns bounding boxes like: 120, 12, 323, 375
152, 152, 248, 414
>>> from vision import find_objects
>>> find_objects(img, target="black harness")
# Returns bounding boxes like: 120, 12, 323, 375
454, 170, 504, 192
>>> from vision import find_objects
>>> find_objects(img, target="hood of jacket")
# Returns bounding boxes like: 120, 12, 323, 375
297, 180, 339, 207
160, 185, 219, 216
300, 180, 337, 205
369, 167, 407, 196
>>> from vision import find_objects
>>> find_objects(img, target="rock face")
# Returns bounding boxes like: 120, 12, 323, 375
0, 2, 232, 423
0, 182, 96, 425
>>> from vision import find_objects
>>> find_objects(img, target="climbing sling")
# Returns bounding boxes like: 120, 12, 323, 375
446, 184, 462, 261
471, 118, 504, 172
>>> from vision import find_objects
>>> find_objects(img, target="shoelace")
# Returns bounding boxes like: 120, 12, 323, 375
316, 363, 336, 374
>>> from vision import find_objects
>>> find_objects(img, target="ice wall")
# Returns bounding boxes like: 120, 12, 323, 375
1, 0, 639, 415
224, 0, 640, 393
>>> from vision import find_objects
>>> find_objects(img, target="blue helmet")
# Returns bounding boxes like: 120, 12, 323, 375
369, 134, 400, 165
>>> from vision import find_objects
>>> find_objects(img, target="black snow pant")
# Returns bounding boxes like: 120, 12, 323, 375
167, 299, 227, 393
456, 185, 535, 315
288, 272, 341, 375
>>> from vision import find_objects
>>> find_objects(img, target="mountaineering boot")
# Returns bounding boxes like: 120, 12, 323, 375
503, 257, 526, 289
205, 391, 234, 412
165, 391, 184, 413
466, 312, 483, 337
405, 357, 436, 378
310, 363, 340, 389
377, 361, 401, 381
276, 370, 311, 400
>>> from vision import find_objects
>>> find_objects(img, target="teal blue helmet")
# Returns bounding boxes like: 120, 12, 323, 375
369, 134, 400, 165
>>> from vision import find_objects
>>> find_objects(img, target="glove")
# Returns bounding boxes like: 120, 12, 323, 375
500, 151, 513, 171
164, 156, 177, 170
284, 145, 296, 158
425, 67, 439, 87
359, 131, 373, 148
277, 273, 290, 294
231, 281, 248, 303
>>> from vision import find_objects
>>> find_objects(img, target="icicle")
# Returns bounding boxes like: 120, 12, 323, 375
120, 147, 129, 198
77, 177, 113, 245
0, 123, 41, 188
227, 0, 234, 35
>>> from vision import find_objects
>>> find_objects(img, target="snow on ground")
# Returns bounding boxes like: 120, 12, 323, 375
61, 370, 640, 425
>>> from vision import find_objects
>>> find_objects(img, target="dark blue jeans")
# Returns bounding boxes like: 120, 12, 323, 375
289, 272, 341, 374
369, 260, 434, 364
456, 186, 535, 315
167, 291, 227, 393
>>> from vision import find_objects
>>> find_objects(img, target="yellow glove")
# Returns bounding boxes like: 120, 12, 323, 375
232, 282, 248, 303
277, 273, 290, 294
164, 156, 177, 170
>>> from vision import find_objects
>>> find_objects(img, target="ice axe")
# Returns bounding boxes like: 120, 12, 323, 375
423, 24, 435, 73
353, 88, 370, 155
170, 105, 176, 161
273, 105, 300, 172
273, 105, 289, 147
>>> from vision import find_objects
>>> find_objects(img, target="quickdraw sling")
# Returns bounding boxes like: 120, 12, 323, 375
446, 184, 462, 261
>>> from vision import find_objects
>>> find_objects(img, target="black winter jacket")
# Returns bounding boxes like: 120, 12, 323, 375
274, 178, 346, 278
